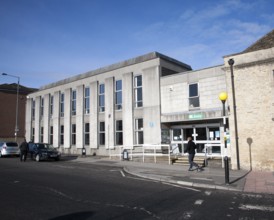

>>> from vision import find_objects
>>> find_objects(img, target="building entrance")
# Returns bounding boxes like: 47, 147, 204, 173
170, 124, 221, 156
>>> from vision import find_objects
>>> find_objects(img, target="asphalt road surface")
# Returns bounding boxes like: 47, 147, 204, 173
0, 157, 273, 220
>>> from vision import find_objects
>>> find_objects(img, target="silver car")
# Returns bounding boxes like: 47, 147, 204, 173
0, 142, 20, 157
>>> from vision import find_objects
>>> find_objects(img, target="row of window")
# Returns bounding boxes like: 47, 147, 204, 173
32, 76, 143, 119
32, 119, 144, 147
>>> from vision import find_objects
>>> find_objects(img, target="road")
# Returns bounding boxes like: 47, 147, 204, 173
0, 157, 273, 220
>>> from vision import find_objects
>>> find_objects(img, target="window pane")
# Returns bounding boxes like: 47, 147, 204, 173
116, 120, 123, 131
100, 122, 105, 132
116, 132, 123, 145
138, 131, 144, 144
116, 80, 122, 90
135, 75, 142, 87
189, 97, 200, 108
189, 84, 198, 97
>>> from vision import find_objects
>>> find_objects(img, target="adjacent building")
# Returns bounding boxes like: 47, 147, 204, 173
0, 83, 37, 143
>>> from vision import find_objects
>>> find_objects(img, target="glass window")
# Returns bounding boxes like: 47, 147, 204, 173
49, 126, 53, 144
71, 124, 76, 145
99, 122, 105, 145
50, 95, 54, 117
40, 97, 44, 117
134, 75, 143, 107
60, 93, 64, 117
189, 83, 200, 108
71, 90, 76, 116
31, 127, 35, 142
134, 118, 143, 145
40, 126, 44, 143
115, 120, 123, 145
115, 80, 122, 110
84, 87, 90, 114
31, 99, 35, 120
99, 84, 105, 112
84, 123, 90, 145
60, 125, 64, 145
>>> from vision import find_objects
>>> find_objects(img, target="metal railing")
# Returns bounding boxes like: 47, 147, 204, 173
109, 144, 171, 164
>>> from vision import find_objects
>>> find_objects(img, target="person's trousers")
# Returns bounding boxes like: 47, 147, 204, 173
20, 151, 27, 161
188, 153, 198, 169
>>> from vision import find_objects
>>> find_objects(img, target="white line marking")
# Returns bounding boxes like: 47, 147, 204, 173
162, 182, 201, 192
205, 191, 211, 196
239, 204, 274, 212
194, 200, 203, 205
120, 170, 125, 177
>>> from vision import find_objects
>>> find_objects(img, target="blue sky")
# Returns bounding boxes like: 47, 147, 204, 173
0, 0, 274, 88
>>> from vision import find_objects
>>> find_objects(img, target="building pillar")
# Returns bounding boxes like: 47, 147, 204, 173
34, 97, 40, 143
143, 66, 161, 144
105, 77, 114, 149
25, 97, 32, 142
90, 81, 98, 149
53, 91, 60, 147
43, 94, 50, 143
122, 72, 134, 147
76, 85, 84, 149
64, 89, 71, 149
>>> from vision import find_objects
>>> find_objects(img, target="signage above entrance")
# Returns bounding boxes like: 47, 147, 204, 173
188, 113, 203, 120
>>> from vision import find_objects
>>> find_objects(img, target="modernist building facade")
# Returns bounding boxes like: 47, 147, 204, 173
26, 30, 274, 171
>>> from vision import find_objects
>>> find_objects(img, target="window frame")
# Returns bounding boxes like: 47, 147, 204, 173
134, 75, 143, 108
134, 118, 144, 145
99, 121, 105, 145
99, 84, 105, 112
115, 80, 122, 110
60, 93, 65, 117
84, 87, 90, 114
188, 83, 200, 109
84, 123, 90, 145
71, 124, 76, 145
71, 89, 77, 116
115, 120, 123, 145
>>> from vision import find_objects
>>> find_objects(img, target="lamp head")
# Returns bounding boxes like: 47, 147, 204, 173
228, 59, 234, 66
219, 92, 228, 102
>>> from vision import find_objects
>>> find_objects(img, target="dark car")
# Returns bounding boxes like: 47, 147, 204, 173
28, 143, 61, 162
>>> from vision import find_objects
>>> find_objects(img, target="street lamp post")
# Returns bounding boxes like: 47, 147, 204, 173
2, 73, 20, 142
228, 59, 240, 170
219, 92, 229, 184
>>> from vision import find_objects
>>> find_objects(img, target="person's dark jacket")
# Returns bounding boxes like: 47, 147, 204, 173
186, 140, 197, 154
20, 141, 29, 152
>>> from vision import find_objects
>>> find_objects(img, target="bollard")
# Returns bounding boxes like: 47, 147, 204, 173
224, 156, 229, 185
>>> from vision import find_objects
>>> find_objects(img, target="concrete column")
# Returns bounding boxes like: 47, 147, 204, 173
53, 91, 60, 147
64, 89, 71, 148
34, 96, 40, 143
43, 94, 50, 143
25, 98, 32, 142
143, 66, 161, 144
76, 85, 84, 149
122, 72, 134, 147
90, 81, 98, 149
105, 77, 114, 149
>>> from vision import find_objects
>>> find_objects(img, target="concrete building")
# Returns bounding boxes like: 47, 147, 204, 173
25, 52, 192, 155
26, 29, 274, 171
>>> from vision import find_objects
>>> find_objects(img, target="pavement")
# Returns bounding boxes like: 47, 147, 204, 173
65, 155, 274, 195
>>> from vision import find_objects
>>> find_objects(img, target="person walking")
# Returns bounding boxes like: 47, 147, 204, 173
19, 138, 29, 162
186, 136, 200, 171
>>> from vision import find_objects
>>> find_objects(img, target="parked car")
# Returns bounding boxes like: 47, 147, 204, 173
0, 142, 20, 157
28, 143, 61, 162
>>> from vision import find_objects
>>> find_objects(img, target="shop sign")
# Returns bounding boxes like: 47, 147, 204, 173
188, 113, 203, 120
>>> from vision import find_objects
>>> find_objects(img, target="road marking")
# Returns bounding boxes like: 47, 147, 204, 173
194, 200, 203, 205
120, 170, 125, 177
205, 191, 211, 196
162, 182, 201, 192
14, 180, 20, 183
239, 204, 274, 212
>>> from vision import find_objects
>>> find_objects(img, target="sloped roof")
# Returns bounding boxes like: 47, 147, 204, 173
243, 29, 274, 53
0, 83, 38, 95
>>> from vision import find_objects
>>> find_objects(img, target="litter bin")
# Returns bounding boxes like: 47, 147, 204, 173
122, 149, 129, 160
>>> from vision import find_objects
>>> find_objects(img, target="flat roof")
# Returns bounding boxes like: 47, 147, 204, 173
40, 52, 191, 90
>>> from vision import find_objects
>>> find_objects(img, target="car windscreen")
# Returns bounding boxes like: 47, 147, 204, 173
6, 142, 18, 147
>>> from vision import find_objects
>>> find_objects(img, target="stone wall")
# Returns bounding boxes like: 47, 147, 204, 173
224, 48, 274, 171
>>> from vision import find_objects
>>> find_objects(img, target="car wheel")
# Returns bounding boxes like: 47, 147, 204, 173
55, 156, 60, 161
35, 154, 40, 162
